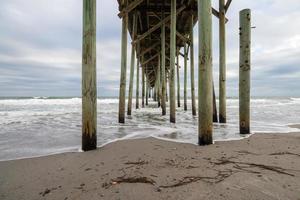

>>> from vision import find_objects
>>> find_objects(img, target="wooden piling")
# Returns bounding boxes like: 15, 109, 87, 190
161, 19, 167, 115
142, 64, 145, 108
239, 9, 251, 134
190, 15, 196, 116
176, 55, 181, 108
157, 56, 161, 107
169, 0, 176, 123
118, 1, 128, 123
213, 84, 218, 123
136, 44, 140, 109
166, 78, 169, 102
127, 13, 137, 116
82, 0, 97, 151
146, 80, 149, 106
184, 44, 188, 111
198, 0, 213, 145
219, 0, 227, 123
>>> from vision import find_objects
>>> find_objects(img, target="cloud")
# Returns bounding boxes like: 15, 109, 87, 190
0, 0, 299, 97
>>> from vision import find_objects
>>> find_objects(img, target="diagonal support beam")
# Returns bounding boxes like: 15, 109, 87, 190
142, 53, 159, 65
139, 41, 160, 57
133, 5, 186, 44
212, 8, 229, 23
225, 0, 233, 13
176, 31, 190, 43
118, 0, 144, 18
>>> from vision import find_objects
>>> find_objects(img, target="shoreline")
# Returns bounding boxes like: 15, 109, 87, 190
1, 124, 299, 162
1, 131, 300, 200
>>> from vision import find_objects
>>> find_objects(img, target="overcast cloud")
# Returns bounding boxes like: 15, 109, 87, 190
0, 0, 299, 97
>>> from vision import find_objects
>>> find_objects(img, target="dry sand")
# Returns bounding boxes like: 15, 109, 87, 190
0, 130, 300, 200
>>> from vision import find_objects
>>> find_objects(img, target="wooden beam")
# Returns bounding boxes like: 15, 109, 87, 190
219, 0, 227, 123
190, 15, 196, 116
161, 18, 167, 115
198, 0, 213, 145
139, 41, 160, 57
133, 5, 186, 44
165, 23, 191, 44
142, 53, 159, 65
136, 44, 140, 109
142, 64, 145, 107
179, 51, 188, 59
212, 8, 229, 23
157, 55, 161, 107
118, 9, 128, 123
127, 13, 137, 116
176, 55, 181, 108
169, 0, 176, 123
82, 0, 97, 151
225, 0, 233, 13
183, 44, 188, 111
176, 31, 190, 43
239, 9, 251, 134
118, 0, 144, 18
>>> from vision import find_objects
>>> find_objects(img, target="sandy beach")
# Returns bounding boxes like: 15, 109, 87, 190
1, 129, 300, 200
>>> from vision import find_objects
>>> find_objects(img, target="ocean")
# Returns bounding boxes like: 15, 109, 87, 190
0, 97, 299, 161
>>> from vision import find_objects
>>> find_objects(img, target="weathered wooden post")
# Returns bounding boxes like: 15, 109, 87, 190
136, 44, 140, 109
118, 0, 128, 123
82, 0, 97, 151
190, 15, 196, 116
184, 44, 188, 111
146, 80, 149, 106
239, 9, 251, 134
161, 17, 167, 115
213, 84, 218, 122
219, 0, 227, 123
157, 56, 161, 107
142, 64, 145, 108
127, 13, 137, 116
169, 0, 176, 123
176, 55, 181, 108
198, 0, 213, 145
166, 77, 169, 102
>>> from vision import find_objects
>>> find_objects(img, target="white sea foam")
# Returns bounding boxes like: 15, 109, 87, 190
0, 97, 299, 161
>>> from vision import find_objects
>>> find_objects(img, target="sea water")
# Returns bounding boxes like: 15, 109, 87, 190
0, 97, 299, 161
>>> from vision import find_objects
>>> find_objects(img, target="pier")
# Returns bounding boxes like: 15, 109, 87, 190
82, 0, 252, 150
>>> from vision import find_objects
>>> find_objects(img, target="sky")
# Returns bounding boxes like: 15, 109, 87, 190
0, 0, 299, 97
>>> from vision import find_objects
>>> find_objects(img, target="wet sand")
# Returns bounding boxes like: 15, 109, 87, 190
0, 131, 300, 200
